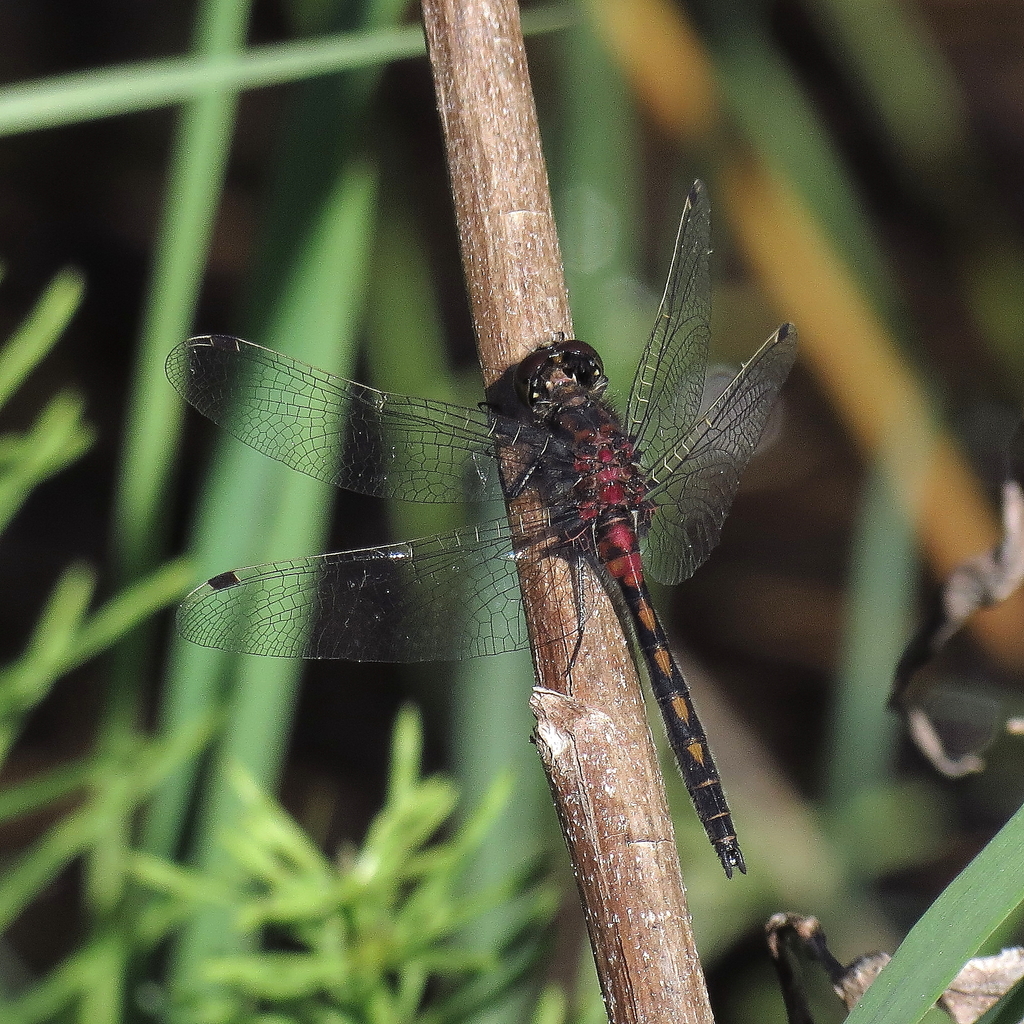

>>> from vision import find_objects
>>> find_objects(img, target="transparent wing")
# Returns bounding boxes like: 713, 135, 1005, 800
167, 334, 515, 502
642, 324, 797, 585
177, 518, 532, 661
625, 181, 711, 453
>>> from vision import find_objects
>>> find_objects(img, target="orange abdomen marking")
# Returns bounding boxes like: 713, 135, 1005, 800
670, 693, 691, 724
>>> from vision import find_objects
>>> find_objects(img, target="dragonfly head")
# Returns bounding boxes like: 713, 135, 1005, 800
513, 337, 607, 418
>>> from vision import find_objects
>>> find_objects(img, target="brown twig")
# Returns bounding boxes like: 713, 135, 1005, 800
420, 1, 714, 1021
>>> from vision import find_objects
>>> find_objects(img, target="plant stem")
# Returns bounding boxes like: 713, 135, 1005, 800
419, 1, 714, 1020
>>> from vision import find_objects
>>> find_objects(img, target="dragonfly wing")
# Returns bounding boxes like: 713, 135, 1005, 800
177, 518, 532, 661
625, 181, 711, 451
166, 335, 509, 502
642, 324, 796, 585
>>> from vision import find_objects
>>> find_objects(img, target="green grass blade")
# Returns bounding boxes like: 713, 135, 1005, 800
807, 0, 969, 190
88, 3, 257, 963
110, 4, 253, 585
846, 801, 1024, 1024
161, 64, 390, 1012
823, 459, 914, 860
0, 29, 422, 136
0, 6, 573, 138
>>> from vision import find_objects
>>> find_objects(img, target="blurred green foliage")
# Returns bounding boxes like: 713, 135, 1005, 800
130, 708, 556, 1024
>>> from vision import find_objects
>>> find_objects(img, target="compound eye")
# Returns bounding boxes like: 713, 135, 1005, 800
560, 342, 603, 388
513, 348, 552, 406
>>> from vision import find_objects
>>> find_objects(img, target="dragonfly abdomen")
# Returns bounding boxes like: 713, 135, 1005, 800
599, 519, 745, 877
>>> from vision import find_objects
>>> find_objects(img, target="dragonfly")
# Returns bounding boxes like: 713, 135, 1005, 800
167, 181, 796, 877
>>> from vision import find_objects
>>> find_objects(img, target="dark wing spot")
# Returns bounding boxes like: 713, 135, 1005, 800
207, 571, 242, 590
